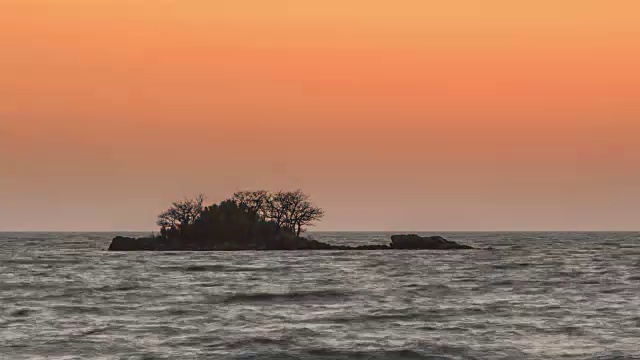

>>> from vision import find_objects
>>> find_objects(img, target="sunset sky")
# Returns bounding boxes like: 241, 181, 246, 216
1, 1, 639, 231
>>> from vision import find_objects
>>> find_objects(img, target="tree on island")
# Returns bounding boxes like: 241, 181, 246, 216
231, 189, 324, 237
231, 190, 269, 218
156, 194, 206, 235
281, 189, 325, 238
264, 190, 291, 229
155, 190, 324, 246
110, 189, 475, 251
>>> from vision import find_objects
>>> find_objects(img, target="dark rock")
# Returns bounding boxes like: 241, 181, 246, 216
108, 236, 156, 251
390, 234, 473, 250
108, 234, 472, 251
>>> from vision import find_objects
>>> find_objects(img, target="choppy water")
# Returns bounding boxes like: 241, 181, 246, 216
1, 232, 639, 359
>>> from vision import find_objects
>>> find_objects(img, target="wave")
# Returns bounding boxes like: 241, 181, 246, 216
579, 279, 602, 285
323, 312, 424, 324
1, 258, 82, 265
489, 279, 518, 286
52, 304, 106, 315
601, 287, 629, 294
224, 336, 292, 349
306, 349, 427, 359
233, 345, 481, 360
493, 262, 533, 270
72, 326, 114, 337
95, 283, 140, 292
0, 282, 57, 291
590, 350, 639, 360
184, 265, 228, 272
156, 306, 208, 316
161, 264, 289, 273
7, 308, 33, 317
222, 289, 350, 304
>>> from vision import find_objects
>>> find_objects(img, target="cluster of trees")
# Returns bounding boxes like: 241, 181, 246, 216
156, 194, 206, 230
155, 190, 324, 242
230, 190, 325, 238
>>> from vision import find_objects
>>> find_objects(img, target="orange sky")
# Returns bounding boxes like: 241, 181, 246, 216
1, 1, 640, 231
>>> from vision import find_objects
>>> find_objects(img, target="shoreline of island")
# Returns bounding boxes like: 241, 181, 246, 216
107, 190, 475, 252
108, 233, 475, 251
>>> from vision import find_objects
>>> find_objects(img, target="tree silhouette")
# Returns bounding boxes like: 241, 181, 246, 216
232, 190, 269, 217
264, 190, 292, 229
156, 194, 205, 234
281, 189, 325, 238
155, 190, 323, 242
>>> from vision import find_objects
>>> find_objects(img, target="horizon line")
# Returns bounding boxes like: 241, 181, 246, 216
1, 229, 640, 233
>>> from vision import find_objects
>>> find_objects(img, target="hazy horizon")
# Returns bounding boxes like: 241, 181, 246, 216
2, 228, 640, 233
2, 1, 639, 232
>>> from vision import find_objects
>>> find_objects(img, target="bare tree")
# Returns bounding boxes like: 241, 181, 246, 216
264, 190, 292, 228
156, 210, 176, 228
232, 190, 269, 217
281, 189, 324, 238
156, 194, 206, 232
291, 200, 325, 238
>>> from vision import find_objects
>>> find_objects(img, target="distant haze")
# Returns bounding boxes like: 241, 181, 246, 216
1, 1, 640, 231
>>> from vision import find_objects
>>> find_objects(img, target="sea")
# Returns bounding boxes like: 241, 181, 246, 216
1, 232, 639, 359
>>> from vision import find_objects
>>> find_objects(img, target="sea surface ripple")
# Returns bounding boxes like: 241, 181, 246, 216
1, 232, 639, 359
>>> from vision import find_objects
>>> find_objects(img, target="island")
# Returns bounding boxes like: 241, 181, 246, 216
107, 190, 474, 251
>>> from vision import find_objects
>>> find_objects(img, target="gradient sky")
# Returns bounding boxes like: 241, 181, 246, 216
2, 1, 640, 231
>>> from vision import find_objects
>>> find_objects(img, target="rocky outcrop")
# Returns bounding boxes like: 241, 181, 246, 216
108, 236, 157, 251
390, 234, 474, 250
108, 234, 473, 251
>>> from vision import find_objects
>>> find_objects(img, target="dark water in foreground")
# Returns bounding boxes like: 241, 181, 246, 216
1, 232, 639, 359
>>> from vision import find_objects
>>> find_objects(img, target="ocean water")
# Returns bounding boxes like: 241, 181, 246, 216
1, 232, 639, 360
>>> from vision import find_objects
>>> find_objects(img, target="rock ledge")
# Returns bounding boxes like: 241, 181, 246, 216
108, 234, 474, 251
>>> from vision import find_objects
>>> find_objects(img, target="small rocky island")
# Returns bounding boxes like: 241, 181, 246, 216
108, 190, 474, 251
